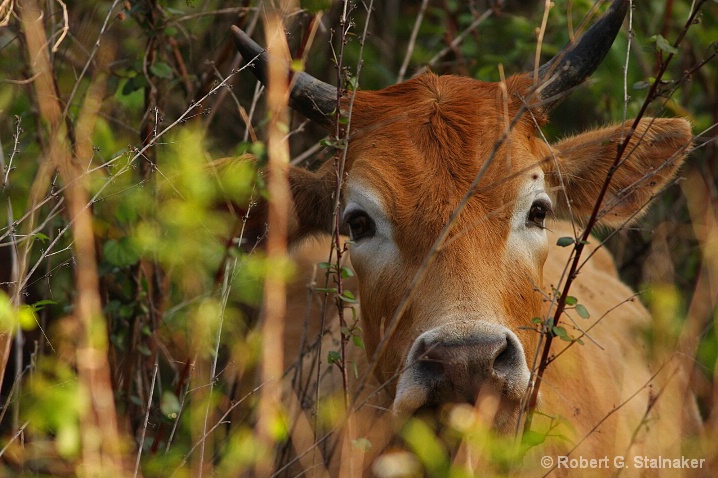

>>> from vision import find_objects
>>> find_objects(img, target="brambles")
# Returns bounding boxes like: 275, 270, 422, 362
0, 1, 716, 477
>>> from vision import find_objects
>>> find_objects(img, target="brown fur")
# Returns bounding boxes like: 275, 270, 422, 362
278, 72, 699, 475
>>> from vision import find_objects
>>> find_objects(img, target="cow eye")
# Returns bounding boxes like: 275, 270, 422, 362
527, 200, 551, 228
345, 211, 376, 241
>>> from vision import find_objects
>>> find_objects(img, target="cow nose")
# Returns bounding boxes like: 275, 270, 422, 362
416, 335, 513, 378
394, 322, 530, 416
412, 333, 519, 394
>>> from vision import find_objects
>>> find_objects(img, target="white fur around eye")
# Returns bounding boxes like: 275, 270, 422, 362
506, 170, 551, 264
343, 180, 401, 270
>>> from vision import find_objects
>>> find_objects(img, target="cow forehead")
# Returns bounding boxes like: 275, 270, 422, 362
346, 73, 543, 196
344, 74, 544, 258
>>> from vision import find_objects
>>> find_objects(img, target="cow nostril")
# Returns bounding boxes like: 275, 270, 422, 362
491, 334, 518, 378
414, 339, 448, 378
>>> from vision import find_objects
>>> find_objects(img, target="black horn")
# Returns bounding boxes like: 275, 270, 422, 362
231, 25, 338, 127
536, 0, 629, 107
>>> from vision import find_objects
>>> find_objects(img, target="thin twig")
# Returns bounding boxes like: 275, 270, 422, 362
51, 0, 68, 53
60, 0, 121, 122
133, 358, 159, 477
397, 0, 429, 83
0, 420, 29, 457
412, 9, 493, 77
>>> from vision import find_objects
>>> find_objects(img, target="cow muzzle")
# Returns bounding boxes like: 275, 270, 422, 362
393, 320, 531, 430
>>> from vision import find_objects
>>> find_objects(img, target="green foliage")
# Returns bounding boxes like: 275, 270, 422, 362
556, 236, 575, 247
22, 360, 86, 458
0, 0, 715, 476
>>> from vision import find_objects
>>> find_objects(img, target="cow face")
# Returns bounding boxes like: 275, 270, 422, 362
230, 0, 691, 431
341, 75, 548, 424
337, 75, 690, 428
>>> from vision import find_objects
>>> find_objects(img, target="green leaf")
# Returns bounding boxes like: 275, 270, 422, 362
650, 34, 679, 55
575, 304, 590, 319
319, 137, 344, 149
327, 350, 341, 365
18, 306, 37, 331
315, 287, 337, 293
303, 0, 332, 13
564, 296, 577, 306
150, 61, 173, 79
249, 141, 266, 159
103, 238, 140, 267
121, 75, 147, 96
31, 300, 57, 312
340, 266, 354, 278
352, 334, 365, 349
160, 391, 181, 418
633, 80, 650, 90
291, 59, 304, 73
339, 290, 358, 303
34, 232, 50, 243
556, 236, 575, 247
522, 430, 546, 447
552, 325, 569, 340
531, 317, 542, 325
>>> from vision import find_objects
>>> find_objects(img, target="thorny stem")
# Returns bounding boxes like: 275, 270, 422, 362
2, 116, 21, 188
522, 0, 707, 436
0, 118, 23, 430
326, 1, 374, 473
333, 0, 352, 418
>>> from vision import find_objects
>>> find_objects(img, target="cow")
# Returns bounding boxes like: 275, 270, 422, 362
231, 0, 703, 475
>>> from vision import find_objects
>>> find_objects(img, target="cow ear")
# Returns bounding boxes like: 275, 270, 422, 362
543, 117, 692, 227
287, 163, 337, 243
238, 162, 335, 248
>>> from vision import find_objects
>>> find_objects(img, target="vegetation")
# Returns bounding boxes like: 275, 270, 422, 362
0, 0, 716, 476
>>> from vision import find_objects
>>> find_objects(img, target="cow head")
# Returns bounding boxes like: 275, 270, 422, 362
232, 0, 691, 431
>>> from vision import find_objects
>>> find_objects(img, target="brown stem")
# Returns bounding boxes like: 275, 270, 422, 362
523, 0, 707, 436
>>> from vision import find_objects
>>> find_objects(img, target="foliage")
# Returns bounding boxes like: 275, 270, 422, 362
0, 0, 716, 476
